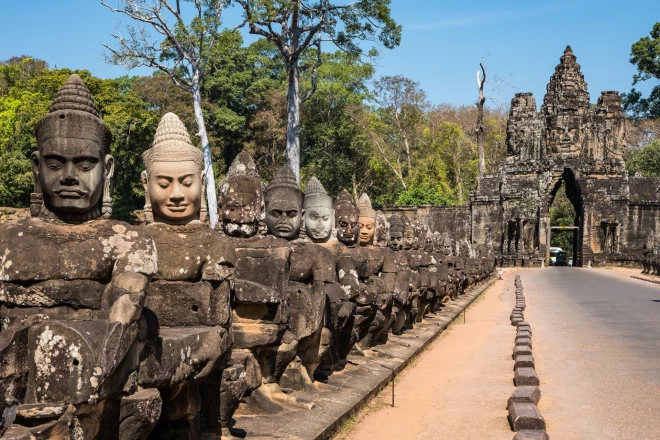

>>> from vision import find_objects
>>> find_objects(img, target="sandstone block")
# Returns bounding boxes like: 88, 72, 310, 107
513, 345, 533, 359
514, 355, 535, 369
513, 430, 549, 440
508, 402, 546, 431
516, 330, 532, 340
515, 367, 540, 386
507, 386, 541, 407
119, 389, 162, 440
517, 337, 532, 348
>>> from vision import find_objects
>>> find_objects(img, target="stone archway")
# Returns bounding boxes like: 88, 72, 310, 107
545, 168, 585, 267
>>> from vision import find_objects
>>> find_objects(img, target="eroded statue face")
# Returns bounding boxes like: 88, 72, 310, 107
304, 206, 333, 241
143, 160, 202, 224
219, 178, 263, 237
265, 199, 301, 239
389, 232, 403, 251
336, 212, 359, 246
33, 138, 112, 215
359, 217, 376, 246
404, 230, 414, 250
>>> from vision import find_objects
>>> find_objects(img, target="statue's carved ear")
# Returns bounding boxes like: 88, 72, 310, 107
301, 208, 306, 223
141, 170, 149, 192
31, 151, 41, 182
104, 155, 115, 181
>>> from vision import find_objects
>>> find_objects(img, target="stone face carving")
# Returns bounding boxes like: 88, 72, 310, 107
31, 74, 114, 222
302, 177, 334, 243
265, 166, 303, 240
141, 112, 206, 224
375, 210, 390, 248
388, 215, 405, 251
217, 151, 264, 238
357, 193, 377, 246
1, 75, 159, 439
334, 190, 359, 247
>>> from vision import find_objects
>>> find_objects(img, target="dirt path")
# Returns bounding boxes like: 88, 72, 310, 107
340, 270, 518, 440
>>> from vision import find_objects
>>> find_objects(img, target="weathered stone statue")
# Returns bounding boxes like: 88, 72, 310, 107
138, 113, 243, 439
302, 177, 334, 243
265, 166, 302, 240
353, 194, 394, 350
217, 161, 308, 412
386, 215, 412, 334
0, 75, 159, 439
315, 189, 361, 374
217, 151, 265, 238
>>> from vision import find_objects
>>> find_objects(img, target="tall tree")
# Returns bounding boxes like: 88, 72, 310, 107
476, 63, 486, 177
101, 0, 230, 228
623, 22, 660, 120
233, 0, 401, 182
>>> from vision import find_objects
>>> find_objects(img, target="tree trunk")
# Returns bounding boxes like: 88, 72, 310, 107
286, 63, 302, 183
192, 76, 219, 229
476, 64, 486, 178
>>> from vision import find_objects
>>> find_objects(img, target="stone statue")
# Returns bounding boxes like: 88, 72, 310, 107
375, 210, 390, 248
138, 113, 245, 439
352, 194, 394, 350
302, 177, 334, 243
386, 215, 412, 334
357, 193, 377, 246
141, 113, 206, 225
334, 190, 359, 247
217, 151, 265, 238
0, 75, 159, 439
442, 232, 454, 256
31, 74, 114, 222
265, 166, 303, 240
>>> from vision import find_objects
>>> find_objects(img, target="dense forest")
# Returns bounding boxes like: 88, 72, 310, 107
1, 21, 659, 222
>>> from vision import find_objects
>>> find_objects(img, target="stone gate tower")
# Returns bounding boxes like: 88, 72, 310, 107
471, 46, 660, 267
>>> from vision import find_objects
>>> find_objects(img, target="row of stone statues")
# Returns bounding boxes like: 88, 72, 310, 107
0, 75, 494, 440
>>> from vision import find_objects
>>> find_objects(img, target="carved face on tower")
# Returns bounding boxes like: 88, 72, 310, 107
303, 177, 334, 242
32, 74, 114, 221
388, 215, 405, 251
265, 166, 303, 240
218, 151, 264, 237
547, 115, 583, 155
357, 193, 376, 246
141, 113, 205, 224
334, 190, 359, 246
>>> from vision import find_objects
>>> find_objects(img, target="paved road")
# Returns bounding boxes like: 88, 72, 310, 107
523, 268, 660, 439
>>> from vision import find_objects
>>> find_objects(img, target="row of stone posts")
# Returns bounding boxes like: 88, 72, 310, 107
0, 75, 494, 440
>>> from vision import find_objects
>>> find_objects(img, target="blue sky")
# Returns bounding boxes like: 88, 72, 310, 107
2, 0, 659, 108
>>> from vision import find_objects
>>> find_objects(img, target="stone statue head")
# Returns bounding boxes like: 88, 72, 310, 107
547, 114, 584, 155
334, 190, 359, 247
302, 177, 334, 242
217, 151, 265, 237
442, 232, 453, 256
141, 113, 205, 225
32, 74, 114, 221
265, 166, 303, 240
357, 193, 377, 246
388, 215, 405, 251
375, 210, 390, 248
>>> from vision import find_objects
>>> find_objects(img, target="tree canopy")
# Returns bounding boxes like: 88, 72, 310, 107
623, 22, 660, 120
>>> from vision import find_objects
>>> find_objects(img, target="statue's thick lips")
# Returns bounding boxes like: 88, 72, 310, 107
166, 204, 189, 212
54, 189, 85, 198
275, 225, 292, 231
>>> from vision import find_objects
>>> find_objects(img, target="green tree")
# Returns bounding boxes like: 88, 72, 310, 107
233, 0, 402, 182
623, 22, 660, 119
627, 139, 660, 177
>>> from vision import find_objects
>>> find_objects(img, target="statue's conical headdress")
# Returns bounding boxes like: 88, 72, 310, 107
388, 214, 405, 234
334, 189, 356, 213
303, 177, 332, 209
142, 113, 203, 172
35, 74, 112, 154
357, 193, 376, 219
265, 166, 303, 206
227, 151, 261, 179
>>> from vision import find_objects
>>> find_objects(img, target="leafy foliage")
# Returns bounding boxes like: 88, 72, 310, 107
623, 22, 660, 120
627, 139, 660, 177
550, 181, 577, 256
